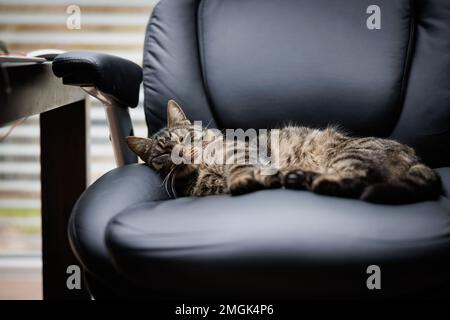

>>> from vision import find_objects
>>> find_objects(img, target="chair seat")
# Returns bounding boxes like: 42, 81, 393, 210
70, 165, 450, 298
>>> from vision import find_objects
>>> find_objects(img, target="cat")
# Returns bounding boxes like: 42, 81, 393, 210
127, 100, 441, 204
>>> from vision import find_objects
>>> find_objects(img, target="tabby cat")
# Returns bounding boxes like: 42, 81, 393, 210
127, 100, 441, 204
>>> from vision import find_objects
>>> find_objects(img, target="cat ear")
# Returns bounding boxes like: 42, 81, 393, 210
126, 136, 152, 162
167, 100, 191, 128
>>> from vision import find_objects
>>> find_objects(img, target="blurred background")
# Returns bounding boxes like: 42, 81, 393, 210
0, 0, 159, 299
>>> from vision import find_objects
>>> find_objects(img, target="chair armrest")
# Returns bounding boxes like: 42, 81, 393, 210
52, 51, 142, 108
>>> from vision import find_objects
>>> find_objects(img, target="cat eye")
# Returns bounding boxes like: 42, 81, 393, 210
177, 134, 186, 144
151, 154, 171, 169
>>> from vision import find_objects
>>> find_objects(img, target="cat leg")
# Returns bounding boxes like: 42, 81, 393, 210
227, 164, 282, 196
282, 165, 369, 198
310, 173, 368, 198
283, 159, 375, 198
255, 167, 284, 189
190, 165, 227, 196
310, 162, 378, 198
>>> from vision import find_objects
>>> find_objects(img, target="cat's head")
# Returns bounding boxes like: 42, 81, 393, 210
126, 100, 217, 174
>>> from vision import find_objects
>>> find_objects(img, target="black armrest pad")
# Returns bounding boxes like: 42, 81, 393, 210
52, 51, 142, 108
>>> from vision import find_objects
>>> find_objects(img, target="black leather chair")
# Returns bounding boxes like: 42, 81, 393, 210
52, 0, 450, 299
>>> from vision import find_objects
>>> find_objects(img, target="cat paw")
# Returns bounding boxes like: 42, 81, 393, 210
311, 175, 342, 196
260, 170, 283, 189
229, 175, 265, 196
311, 176, 365, 198
284, 170, 318, 190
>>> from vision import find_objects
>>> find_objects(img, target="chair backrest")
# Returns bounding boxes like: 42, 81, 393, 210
143, 0, 450, 167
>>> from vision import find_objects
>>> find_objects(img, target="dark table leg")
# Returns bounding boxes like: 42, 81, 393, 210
40, 100, 91, 300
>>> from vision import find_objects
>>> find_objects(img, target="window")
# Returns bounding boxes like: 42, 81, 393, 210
0, 0, 158, 299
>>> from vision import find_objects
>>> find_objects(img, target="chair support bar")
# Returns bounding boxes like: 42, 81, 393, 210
82, 87, 137, 167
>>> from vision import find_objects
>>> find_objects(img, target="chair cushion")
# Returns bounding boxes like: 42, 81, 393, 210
103, 168, 450, 299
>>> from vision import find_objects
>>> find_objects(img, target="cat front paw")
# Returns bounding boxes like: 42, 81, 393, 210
311, 175, 342, 195
284, 170, 318, 190
258, 170, 283, 189
229, 174, 265, 196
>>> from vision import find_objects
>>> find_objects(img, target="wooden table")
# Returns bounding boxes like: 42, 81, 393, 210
0, 62, 90, 299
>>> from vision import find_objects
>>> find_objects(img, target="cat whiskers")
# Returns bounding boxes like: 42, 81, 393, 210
161, 165, 178, 198
203, 119, 213, 129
